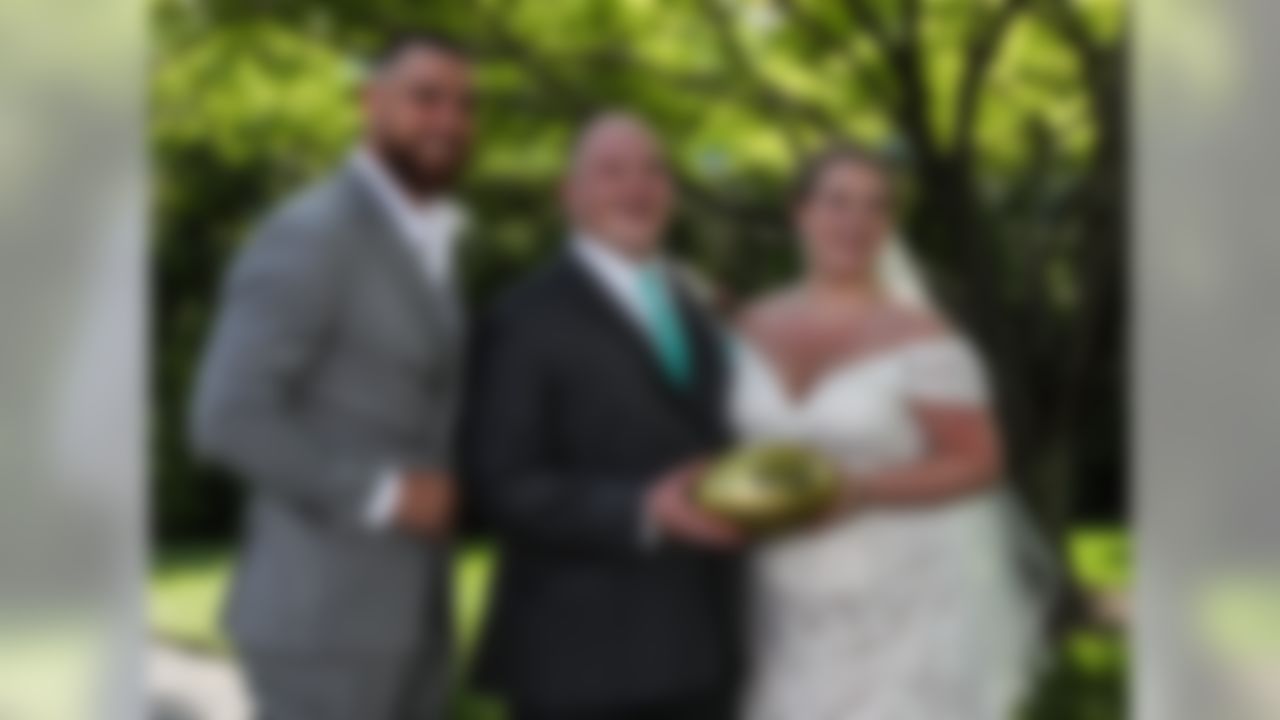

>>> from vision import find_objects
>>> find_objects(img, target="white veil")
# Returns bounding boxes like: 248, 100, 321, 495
875, 236, 934, 310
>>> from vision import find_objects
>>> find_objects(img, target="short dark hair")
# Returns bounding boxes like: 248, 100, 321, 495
791, 141, 893, 206
370, 30, 468, 73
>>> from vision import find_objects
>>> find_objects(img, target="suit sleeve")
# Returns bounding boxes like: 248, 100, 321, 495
189, 218, 379, 525
462, 306, 650, 555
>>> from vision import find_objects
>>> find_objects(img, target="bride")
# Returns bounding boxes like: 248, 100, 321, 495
733, 144, 1051, 720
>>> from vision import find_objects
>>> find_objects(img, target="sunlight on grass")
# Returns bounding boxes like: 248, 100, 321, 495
150, 545, 232, 653
454, 542, 497, 664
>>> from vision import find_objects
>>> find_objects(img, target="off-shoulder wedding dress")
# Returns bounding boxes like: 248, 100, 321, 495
732, 333, 1051, 720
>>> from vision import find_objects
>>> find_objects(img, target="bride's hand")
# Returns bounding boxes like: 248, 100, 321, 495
802, 473, 863, 530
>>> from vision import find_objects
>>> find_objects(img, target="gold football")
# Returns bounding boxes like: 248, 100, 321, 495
695, 443, 841, 532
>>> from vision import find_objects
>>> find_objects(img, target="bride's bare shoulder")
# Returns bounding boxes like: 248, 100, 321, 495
869, 301, 950, 347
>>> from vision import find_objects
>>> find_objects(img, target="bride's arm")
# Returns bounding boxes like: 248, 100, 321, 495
845, 403, 1003, 508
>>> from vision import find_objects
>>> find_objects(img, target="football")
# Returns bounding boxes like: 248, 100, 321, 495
694, 443, 842, 532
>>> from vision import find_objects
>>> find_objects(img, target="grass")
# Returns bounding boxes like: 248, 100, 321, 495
151, 528, 1129, 719
151, 545, 233, 653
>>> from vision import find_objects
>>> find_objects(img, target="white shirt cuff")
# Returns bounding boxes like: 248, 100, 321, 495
363, 468, 402, 530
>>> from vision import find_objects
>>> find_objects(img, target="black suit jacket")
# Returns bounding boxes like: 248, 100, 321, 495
462, 252, 741, 711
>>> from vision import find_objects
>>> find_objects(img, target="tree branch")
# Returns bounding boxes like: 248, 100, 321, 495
1042, 0, 1105, 67
840, 0, 895, 55
844, 0, 937, 167
955, 0, 1034, 164
769, 0, 899, 107
694, 0, 833, 154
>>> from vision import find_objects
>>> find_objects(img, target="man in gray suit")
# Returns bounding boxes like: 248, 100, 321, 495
191, 33, 475, 720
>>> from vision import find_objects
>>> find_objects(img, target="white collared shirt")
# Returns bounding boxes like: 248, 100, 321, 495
352, 147, 467, 289
351, 147, 469, 530
572, 233, 665, 330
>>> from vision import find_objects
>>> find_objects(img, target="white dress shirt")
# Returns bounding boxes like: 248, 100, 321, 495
353, 147, 467, 288
572, 234, 657, 327
352, 147, 468, 529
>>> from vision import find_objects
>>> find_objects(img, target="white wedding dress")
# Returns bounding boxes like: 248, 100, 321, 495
732, 333, 1049, 720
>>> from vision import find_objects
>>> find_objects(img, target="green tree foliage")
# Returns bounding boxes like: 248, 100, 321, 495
153, 0, 1126, 546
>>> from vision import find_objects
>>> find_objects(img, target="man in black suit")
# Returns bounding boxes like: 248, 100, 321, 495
462, 112, 744, 720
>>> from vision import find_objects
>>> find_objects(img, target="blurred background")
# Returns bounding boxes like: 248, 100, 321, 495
149, 0, 1128, 717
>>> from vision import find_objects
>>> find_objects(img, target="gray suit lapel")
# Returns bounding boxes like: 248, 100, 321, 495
337, 166, 460, 344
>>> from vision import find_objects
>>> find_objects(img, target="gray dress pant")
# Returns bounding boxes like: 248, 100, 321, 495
241, 651, 449, 720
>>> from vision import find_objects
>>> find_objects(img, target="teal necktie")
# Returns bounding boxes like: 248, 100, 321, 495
637, 264, 694, 388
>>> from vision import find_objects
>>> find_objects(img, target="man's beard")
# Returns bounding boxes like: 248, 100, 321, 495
375, 141, 466, 199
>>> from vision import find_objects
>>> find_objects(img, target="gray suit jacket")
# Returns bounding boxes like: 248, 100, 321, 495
191, 161, 462, 654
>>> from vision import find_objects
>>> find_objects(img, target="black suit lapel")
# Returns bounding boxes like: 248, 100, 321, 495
559, 253, 723, 430
560, 253, 674, 396
677, 289, 725, 412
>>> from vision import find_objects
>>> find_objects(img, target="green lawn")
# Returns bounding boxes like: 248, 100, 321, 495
150, 544, 233, 654
151, 528, 1128, 719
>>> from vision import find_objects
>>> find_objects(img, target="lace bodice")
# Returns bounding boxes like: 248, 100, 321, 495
732, 335, 989, 475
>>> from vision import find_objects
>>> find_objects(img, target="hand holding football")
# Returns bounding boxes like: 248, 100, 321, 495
694, 443, 843, 533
